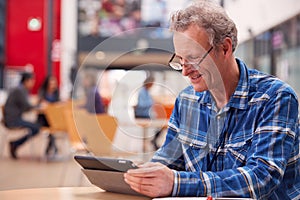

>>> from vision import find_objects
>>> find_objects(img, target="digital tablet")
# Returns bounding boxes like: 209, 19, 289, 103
74, 155, 138, 172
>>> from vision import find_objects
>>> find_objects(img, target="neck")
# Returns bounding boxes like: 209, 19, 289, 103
210, 58, 240, 109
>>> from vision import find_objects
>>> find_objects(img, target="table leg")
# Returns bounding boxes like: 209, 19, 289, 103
142, 127, 148, 153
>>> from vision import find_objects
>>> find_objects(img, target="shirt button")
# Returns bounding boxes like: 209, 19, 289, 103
190, 143, 193, 147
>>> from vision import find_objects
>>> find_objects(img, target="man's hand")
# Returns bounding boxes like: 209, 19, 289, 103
124, 162, 174, 198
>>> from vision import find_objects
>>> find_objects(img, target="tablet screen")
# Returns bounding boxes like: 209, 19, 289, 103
74, 155, 138, 172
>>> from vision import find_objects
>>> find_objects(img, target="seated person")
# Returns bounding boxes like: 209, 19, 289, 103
134, 76, 162, 150
134, 76, 154, 118
37, 75, 60, 156
38, 75, 59, 103
3, 72, 40, 159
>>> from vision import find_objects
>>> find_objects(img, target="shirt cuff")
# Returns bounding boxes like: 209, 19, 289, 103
171, 170, 179, 196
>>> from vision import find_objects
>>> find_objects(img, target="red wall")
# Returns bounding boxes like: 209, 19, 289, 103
5, 0, 61, 93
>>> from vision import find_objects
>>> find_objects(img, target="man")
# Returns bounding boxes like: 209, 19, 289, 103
3, 72, 40, 159
124, 1, 300, 199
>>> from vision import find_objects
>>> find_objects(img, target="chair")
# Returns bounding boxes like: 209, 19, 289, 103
152, 103, 168, 119
73, 110, 131, 157
96, 114, 118, 143
42, 102, 71, 158
64, 109, 87, 153
43, 103, 68, 133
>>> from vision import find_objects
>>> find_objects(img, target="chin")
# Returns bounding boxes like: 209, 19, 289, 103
190, 78, 208, 92
192, 85, 207, 92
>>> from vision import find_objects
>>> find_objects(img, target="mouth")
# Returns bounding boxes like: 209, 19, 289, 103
190, 74, 202, 80
189, 71, 203, 82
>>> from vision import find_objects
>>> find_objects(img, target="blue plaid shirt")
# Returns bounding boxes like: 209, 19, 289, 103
152, 59, 300, 200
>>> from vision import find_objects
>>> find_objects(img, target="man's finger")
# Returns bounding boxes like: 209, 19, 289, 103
127, 164, 165, 174
124, 173, 154, 185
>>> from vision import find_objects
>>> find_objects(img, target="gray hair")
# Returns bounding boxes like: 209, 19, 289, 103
170, 0, 238, 52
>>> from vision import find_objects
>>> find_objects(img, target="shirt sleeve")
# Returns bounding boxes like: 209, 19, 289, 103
172, 91, 299, 199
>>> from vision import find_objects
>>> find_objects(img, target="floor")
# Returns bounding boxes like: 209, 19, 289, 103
0, 130, 164, 191
0, 155, 93, 191
0, 156, 93, 190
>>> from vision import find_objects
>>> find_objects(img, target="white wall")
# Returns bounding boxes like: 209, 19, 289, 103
225, 0, 300, 42
60, 0, 78, 100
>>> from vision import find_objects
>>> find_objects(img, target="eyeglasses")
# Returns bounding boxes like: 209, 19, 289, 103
168, 46, 213, 71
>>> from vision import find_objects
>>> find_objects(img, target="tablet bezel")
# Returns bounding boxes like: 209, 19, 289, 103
74, 155, 138, 172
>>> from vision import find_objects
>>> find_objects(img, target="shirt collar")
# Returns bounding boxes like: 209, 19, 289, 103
227, 58, 249, 110
196, 58, 250, 110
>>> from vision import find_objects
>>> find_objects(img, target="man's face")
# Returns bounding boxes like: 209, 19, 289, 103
24, 78, 35, 90
173, 25, 223, 93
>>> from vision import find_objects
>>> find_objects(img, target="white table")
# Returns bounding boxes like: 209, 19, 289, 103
134, 118, 168, 153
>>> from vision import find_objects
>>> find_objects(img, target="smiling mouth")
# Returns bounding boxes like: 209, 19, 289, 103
190, 74, 202, 80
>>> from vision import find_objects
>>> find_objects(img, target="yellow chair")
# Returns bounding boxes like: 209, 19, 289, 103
73, 110, 129, 157
42, 102, 71, 158
96, 114, 118, 143
43, 102, 68, 133
64, 109, 87, 153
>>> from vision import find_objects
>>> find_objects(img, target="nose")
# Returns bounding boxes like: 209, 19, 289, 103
181, 62, 193, 76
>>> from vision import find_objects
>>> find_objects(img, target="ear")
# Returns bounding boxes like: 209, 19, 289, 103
221, 37, 232, 57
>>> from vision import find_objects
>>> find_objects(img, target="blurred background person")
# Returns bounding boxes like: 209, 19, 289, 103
36, 75, 60, 157
134, 75, 154, 118
82, 71, 105, 114
38, 75, 59, 103
3, 72, 41, 159
134, 75, 162, 150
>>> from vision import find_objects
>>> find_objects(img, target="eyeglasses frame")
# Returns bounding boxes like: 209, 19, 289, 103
168, 46, 214, 71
